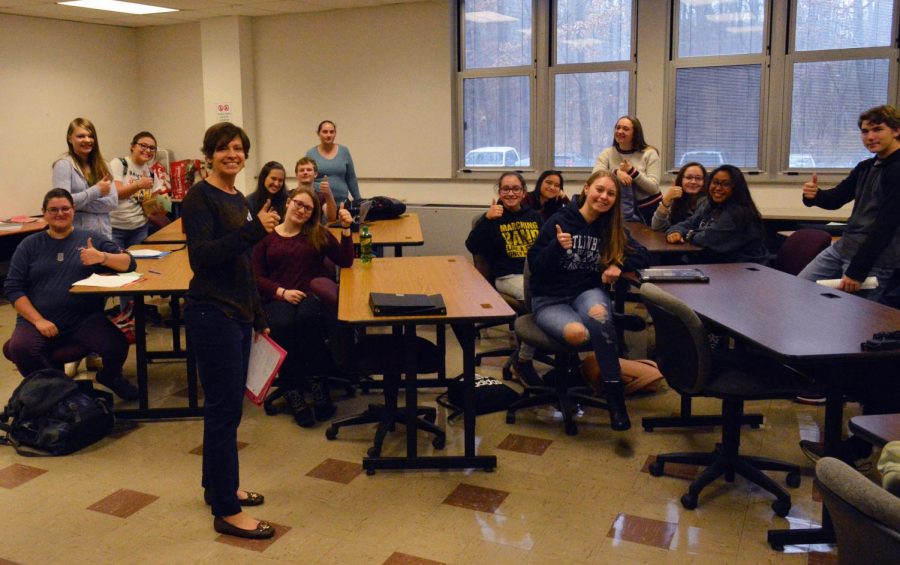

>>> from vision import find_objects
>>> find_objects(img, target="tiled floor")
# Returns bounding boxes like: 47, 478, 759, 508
0, 297, 858, 564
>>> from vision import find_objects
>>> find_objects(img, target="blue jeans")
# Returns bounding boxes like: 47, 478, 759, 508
111, 224, 149, 251
185, 304, 251, 518
798, 244, 894, 303
532, 288, 622, 383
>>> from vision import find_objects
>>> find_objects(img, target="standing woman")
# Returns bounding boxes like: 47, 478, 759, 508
182, 123, 280, 540
304, 120, 361, 205
52, 118, 117, 238
593, 115, 661, 223
109, 131, 166, 249
524, 170, 570, 220
651, 162, 707, 232
528, 170, 650, 431
247, 161, 288, 219
666, 165, 768, 264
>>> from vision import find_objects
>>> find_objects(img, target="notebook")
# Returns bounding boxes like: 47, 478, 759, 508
638, 268, 709, 283
369, 292, 446, 316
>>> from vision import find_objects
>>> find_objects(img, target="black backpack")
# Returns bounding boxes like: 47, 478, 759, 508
348, 196, 407, 222
0, 369, 115, 456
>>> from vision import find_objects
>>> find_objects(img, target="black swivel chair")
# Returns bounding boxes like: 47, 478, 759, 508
641, 283, 809, 516
505, 262, 645, 435
471, 251, 525, 380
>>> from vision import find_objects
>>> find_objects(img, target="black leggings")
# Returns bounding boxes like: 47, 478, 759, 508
264, 298, 334, 389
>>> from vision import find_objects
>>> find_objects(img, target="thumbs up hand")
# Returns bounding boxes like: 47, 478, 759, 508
338, 201, 353, 228
80, 237, 106, 265
486, 198, 504, 220
257, 199, 280, 233
802, 173, 819, 200
97, 174, 112, 196
555, 223, 573, 250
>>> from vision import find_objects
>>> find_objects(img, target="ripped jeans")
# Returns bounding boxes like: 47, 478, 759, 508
532, 288, 622, 384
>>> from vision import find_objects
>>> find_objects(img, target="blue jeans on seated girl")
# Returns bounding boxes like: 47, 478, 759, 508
532, 288, 622, 384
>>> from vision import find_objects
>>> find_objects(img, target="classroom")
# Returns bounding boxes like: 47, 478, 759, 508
0, 1, 898, 563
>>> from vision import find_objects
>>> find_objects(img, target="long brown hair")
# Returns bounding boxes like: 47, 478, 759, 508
66, 117, 110, 184
288, 186, 328, 252
579, 169, 628, 268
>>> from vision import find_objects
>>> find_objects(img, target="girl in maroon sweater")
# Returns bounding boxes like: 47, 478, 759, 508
253, 186, 353, 425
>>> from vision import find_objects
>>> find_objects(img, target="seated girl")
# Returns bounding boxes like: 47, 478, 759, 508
665, 165, 768, 264
651, 161, 707, 232
524, 170, 569, 220
3, 189, 139, 400
252, 187, 354, 426
247, 161, 287, 219
528, 170, 650, 430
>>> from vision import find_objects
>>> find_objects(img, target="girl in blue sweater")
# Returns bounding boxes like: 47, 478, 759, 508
528, 170, 650, 430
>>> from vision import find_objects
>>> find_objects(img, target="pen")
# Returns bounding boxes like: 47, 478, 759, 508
149, 269, 162, 275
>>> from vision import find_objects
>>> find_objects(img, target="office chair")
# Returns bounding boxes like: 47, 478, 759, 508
471, 250, 523, 380
772, 229, 832, 276
505, 262, 645, 436
815, 457, 900, 564
641, 283, 809, 515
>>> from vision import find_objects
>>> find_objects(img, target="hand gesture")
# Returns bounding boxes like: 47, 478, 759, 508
615, 168, 633, 186
338, 201, 352, 228
35, 319, 59, 338
257, 199, 280, 233
802, 173, 818, 200
319, 176, 332, 197
283, 289, 306, 304
135, 174, 151, 191
486, 198, 504, 220
666, 232, 685, 244
601, 264, 622, 285
254, 328, 270, 343
555, 224, 573, 250
97, 174, 112, 196
662, 184, 683, 206
837, 275, 862, 293
80, 237, 106, 265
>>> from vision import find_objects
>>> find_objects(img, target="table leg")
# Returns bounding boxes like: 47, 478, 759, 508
404, 323, 418, 458
134, 295, 149, 410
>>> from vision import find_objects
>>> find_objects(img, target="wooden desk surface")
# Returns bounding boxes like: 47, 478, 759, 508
70, 243, 191, 296
625, 221, 701, 254
650, 263, 900, 363
849, 414, 900, 447
144, 218, 186, 244
328, 213, 424, 247
338, 255, 515, 326
0, 219, 47, 237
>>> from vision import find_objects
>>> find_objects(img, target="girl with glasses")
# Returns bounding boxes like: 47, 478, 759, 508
109, 131, 168, 250
252, 187, 354, 427
651, 162, 708, 232
524, 170, 570, 220
666, 165, 768, 264
593, 115, 661, 223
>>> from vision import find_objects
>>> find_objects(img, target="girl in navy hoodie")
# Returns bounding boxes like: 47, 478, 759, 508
528, 169, 650, 430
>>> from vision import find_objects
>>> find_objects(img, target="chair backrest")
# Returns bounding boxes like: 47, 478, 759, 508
470, 213, 526, 314
815, 457, 900, 565
639, 283, 712, 395
772, 229, 832, 276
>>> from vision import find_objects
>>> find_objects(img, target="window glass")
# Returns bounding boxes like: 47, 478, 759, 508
678, 0, 766, 58
673, 65, 761, 169
556, 0, 632, 64
789, 59, 891, 168
554, 72, 630, 168
463, 0, 532, 69
795, 0, 895, 51
463, 76, 531, 167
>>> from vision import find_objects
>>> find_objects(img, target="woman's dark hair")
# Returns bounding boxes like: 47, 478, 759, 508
670, 161, 707, 224
612, 115, 655, 153
528, 170, 565, 217
317, 120, 336, 133
250, 161, 287, 216
496, 171, 526, 192
201, 122, 251, 160
288, 186, 328, 252
708, 164, 763, 230
131, 131, 157, 146
42, 188, 74, 210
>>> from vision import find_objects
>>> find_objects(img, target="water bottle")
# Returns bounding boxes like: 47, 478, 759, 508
360, 225, 373, 265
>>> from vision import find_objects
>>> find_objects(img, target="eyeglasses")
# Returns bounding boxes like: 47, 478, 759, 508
499, 186, 524, 194
683, 175, 705, 183
709, 179, 733, 189
45, 206, 73, 215
290, 200, 314, 212
137, 143, 157, 152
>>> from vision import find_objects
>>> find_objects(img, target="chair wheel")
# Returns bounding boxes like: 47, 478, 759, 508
785, 472, 801, 488
564, 421, 577, 436
771, 498, 791, 517
506, 411, 515, 424
681, 493, 698, 510
325, 427, 338, 440
648, 461, 665, 477
432, 435, 445, 449
366, 469, 376, 476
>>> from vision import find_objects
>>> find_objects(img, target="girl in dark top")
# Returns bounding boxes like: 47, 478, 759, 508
528, 169, 650, 431
666, 165, 768, 264
247, 161, 287, 219
253, 187, 354, 426
182, 123, 280, 540
651, 162, 707, 231
524, 170, 570, 220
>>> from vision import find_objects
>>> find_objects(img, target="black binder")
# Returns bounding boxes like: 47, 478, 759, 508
638, 268, 709, 283
369, 292, 447, 316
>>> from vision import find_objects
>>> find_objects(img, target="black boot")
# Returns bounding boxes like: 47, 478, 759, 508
310, 376, 336, 421
605, 381, 631, 431
283, 388, 315, 428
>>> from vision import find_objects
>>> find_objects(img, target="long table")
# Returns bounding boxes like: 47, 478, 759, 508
337, 255, 515, 473
648, 263, 900, 550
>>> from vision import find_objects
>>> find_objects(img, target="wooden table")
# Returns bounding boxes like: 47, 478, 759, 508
71, 243, 199, 419
338, 255, 515, 473
144, 218, 185, 244
328, 213, 423, 257
849, 414, 900, 447
0, 219, 47, 237
648, 263, 900, 550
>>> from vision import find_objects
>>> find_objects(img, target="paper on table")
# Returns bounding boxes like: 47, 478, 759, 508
71, 272, 142, 288
816, 276, 878, 290
245, 334, 287, 406
129, 249, 171, 258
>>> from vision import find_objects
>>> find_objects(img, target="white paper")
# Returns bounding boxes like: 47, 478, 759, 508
245, 334, 287, 405
71, 272, 142, 288
816, 276, 878, 290
129, 249, 170, 258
